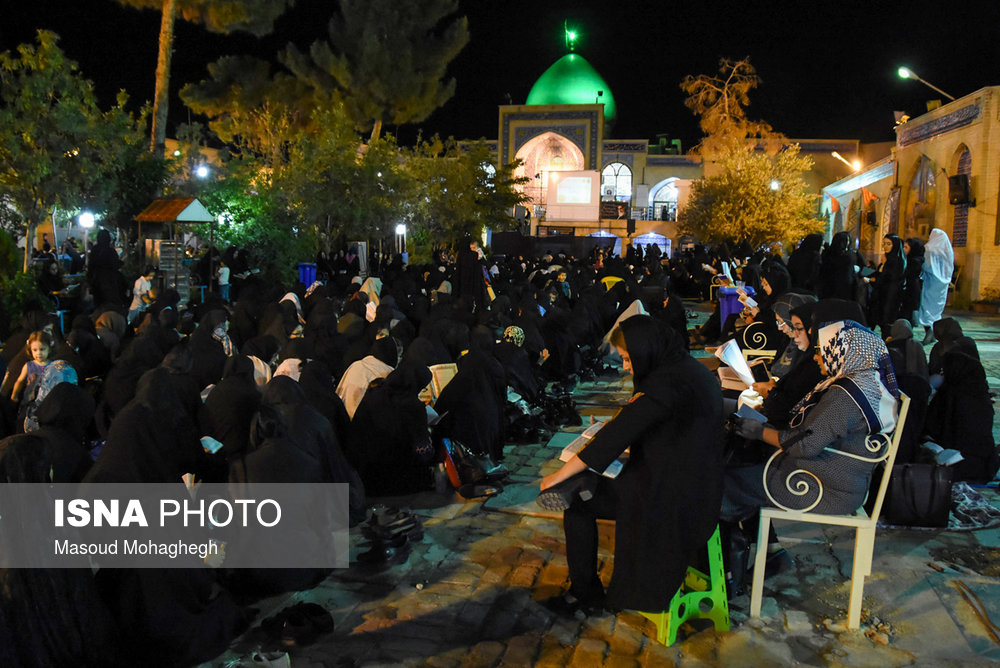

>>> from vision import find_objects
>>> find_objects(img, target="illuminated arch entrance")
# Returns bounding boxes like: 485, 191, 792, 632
515, 132, 585, 208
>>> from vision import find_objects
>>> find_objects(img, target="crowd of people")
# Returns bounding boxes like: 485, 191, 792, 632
0, 226, 993, 664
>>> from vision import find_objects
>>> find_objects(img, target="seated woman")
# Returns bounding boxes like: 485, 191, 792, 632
924, 348, 998, 484
748, 298, 822, 431
539, 315, 724, 616
723, 320, 900, 592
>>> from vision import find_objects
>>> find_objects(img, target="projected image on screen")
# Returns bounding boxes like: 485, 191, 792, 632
555, 177, 593, 204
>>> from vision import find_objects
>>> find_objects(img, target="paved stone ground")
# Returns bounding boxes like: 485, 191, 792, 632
205, 306, 1000, 668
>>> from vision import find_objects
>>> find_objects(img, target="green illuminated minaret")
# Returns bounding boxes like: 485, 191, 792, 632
526, 22, 616, 134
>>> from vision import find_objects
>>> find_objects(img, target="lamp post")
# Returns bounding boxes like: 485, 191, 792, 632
831, 151, 862, 171
897, 67, 956, 101
79, 211, 95, 269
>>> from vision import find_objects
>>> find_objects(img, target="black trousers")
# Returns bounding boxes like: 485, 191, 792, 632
562, 475, 617, 603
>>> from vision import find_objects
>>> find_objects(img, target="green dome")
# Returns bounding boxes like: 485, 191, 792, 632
526, 54, 616, 126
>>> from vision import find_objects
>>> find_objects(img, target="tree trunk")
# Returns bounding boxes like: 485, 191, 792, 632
369, 119, 383, 143
22, 221, 36, 273
150, 0, 178, 156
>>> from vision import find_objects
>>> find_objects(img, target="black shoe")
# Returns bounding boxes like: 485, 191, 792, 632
540, 592, 605, 620
536, 473, 596, 511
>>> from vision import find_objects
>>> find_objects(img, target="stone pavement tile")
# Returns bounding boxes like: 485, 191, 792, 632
507, 564, 541, 588
534, 634, 575, 667
569, 636, 608, 667
458, 640, 506, 668
606, 618, 646, 656
498, 631, 543, 666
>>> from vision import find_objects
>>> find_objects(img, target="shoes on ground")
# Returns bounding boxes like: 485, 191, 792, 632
540, 592, 606, 620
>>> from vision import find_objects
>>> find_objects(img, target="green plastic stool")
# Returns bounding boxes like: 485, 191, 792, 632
639, 524, 730, 645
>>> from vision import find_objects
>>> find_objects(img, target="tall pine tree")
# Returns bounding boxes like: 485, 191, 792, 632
282, 0, 469, 141
113, 0, 293, 155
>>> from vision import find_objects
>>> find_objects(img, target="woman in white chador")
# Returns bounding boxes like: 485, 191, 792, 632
916, 228, 954, 345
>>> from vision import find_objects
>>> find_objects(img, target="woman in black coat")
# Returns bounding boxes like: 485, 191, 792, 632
901, 238, 925, 324
925, 350, 998, 483
868, 234, 906, 338
786, 233, 823, 293
818, 231, 859, 301
540, 315, 724, 615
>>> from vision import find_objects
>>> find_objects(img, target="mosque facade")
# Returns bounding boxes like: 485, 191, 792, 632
823, 86, 1000, 304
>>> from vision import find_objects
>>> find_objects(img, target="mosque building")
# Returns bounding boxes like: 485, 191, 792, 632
823, 86, 1000, 305
487, 25, 883, 260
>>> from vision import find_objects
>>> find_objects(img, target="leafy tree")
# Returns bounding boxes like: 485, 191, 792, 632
180, 55, 318, 164
0, 31, 164, 271
680, 57, 784, 162
679, 57, 822, 248
113, 0, 293, 155
680, 144, 824, 249
283, 0, 469, 141
404, 138, 528, 249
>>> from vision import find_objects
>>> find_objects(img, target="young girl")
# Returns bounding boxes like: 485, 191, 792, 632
10, 331, 54, 401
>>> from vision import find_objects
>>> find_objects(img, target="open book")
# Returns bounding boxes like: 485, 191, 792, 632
558, 420, 628, 478
715, 339, 755, 390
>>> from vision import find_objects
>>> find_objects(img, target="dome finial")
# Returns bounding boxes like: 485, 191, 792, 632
564, 20, 578, 52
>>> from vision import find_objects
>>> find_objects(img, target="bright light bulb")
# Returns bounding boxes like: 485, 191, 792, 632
852, 160, 862, 171
770, 180, 780, 191
395, 223, 406, 235
79, 212, 95, 228
195, 165, 210, 179
898, 67, 913, 79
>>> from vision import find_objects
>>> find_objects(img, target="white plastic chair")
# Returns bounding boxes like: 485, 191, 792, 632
750, 393, 910, 629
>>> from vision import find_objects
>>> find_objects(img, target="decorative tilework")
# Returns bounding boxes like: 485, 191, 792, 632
953, 149, 972, 247
602, 155, 634, 169
646, 156, 700, 167
602, 142, 646, 152
501, 110, 600, 169
897, 103, 981, 148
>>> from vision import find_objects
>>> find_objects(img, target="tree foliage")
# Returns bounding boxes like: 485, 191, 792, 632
680, 57, 822, 248
180, 55, 318, 162
404, 138, 528, 248
282, 0, 469, 141
113, 0, 293, 153
0, 31, 165, 270
680, 58, 784, 160
680, 144, 824, 249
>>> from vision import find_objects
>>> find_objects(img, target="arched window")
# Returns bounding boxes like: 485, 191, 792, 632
650, 179, 679, 221
952, 148, 971, 247
904, 155, 937, 239
601, 162, 632, 201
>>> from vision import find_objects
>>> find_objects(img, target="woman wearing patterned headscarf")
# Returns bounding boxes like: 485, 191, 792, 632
727, 320, 900, 518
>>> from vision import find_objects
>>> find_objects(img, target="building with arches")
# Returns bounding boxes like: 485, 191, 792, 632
823, 86, 1000, 303
488, 29, 886, 262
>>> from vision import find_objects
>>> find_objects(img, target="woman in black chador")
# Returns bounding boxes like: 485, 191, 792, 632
539, 315, 723, 616
868, 234, 906, 338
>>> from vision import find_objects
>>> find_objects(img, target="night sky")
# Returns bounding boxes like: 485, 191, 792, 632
3, 0, 997, 151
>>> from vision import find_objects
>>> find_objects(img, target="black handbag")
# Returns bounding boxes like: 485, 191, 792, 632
884, 463, 955, 527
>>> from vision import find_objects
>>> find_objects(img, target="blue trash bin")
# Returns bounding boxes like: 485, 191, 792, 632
298, 263, 317, 286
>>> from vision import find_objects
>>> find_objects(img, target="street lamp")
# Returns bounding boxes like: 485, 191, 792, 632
897, 67, 956, 101
831, 151, 862, 171
195, 164, 210, 179
78, 211, 95, 269
395, 223, 407, 255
